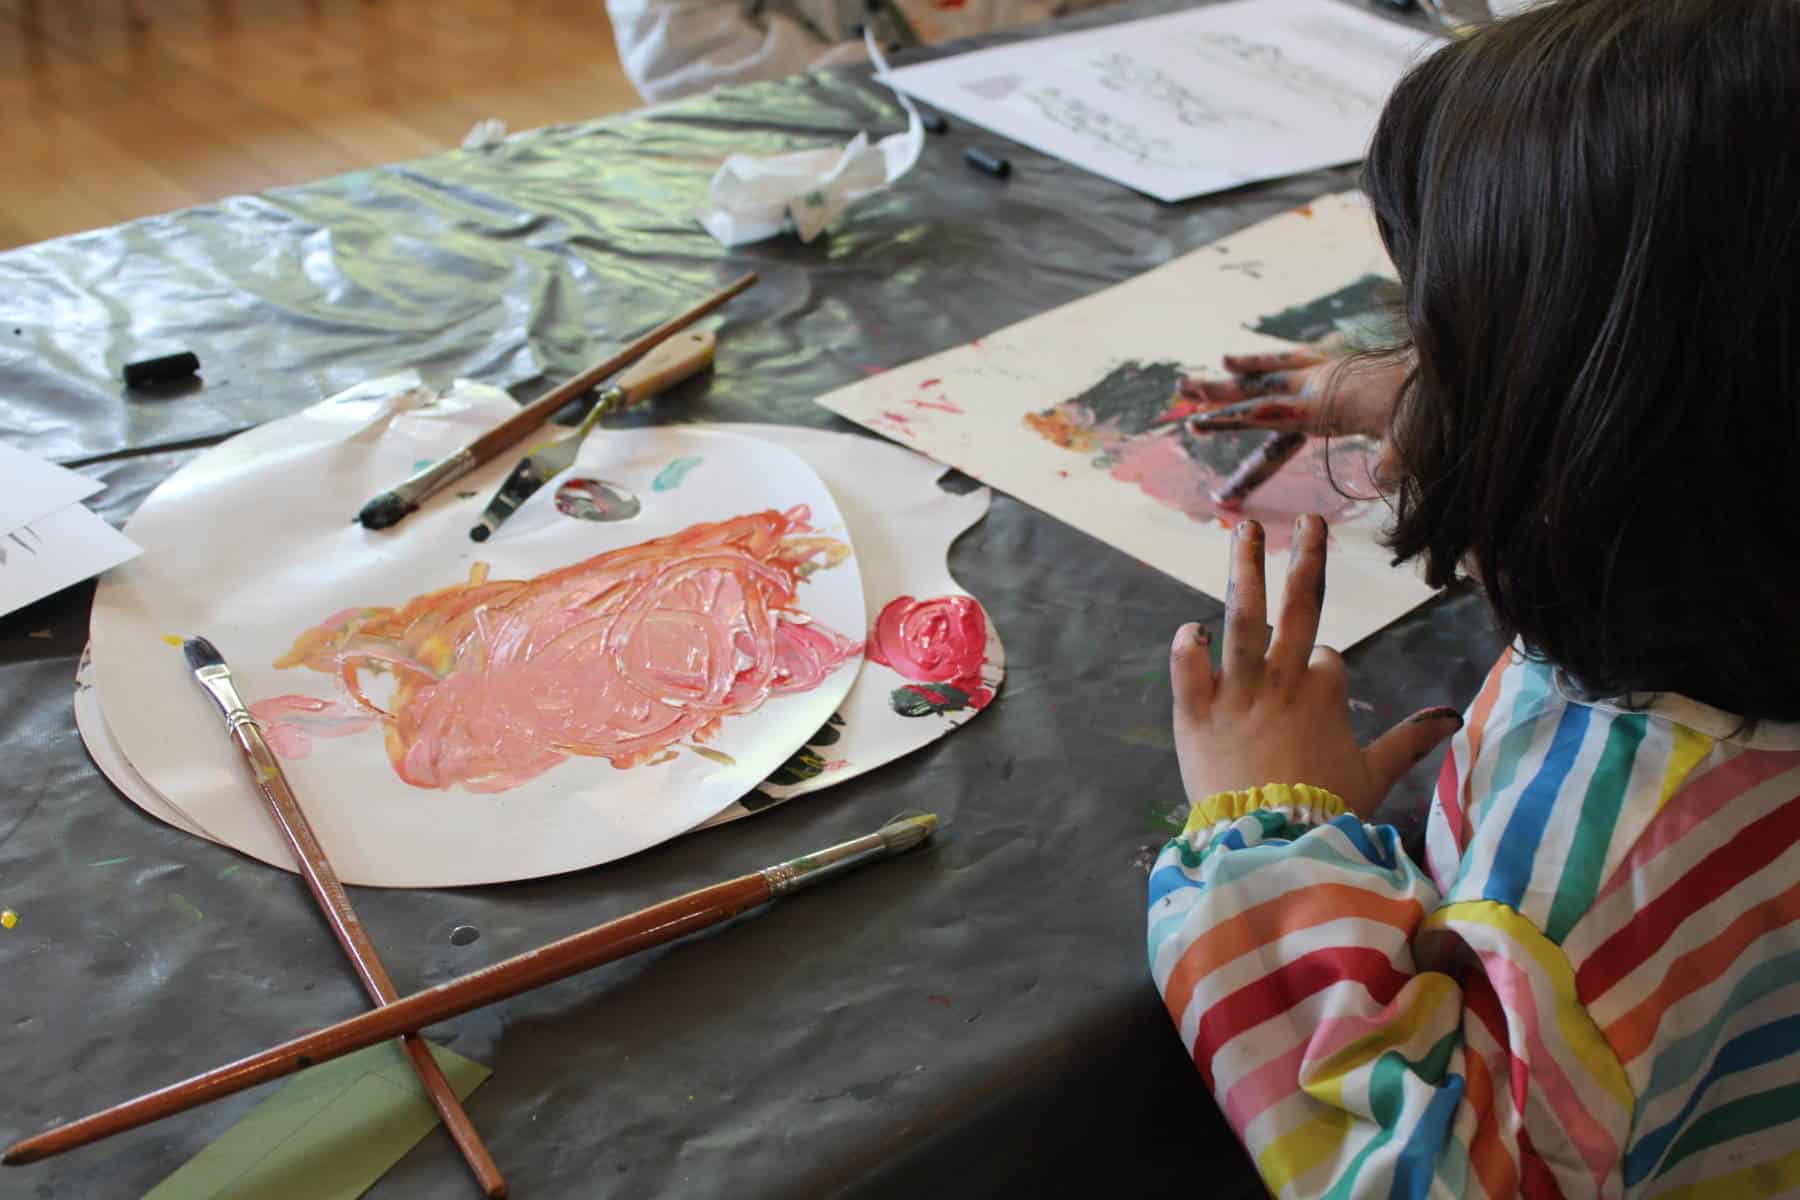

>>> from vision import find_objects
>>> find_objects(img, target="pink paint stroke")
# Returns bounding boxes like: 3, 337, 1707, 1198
266, 508, 859, 793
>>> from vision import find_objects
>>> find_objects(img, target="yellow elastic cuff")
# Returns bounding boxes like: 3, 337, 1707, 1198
1182, 784, 1349, 836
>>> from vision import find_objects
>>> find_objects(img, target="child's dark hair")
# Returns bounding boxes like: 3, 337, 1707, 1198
1364, 0, 1800, 721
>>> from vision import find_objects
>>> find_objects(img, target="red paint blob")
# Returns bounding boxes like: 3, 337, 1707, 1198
867, 595, 993, 709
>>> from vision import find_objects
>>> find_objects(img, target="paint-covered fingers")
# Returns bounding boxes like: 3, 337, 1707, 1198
1184, 356, 1322, 416
1362, 706, 1464, 797
1185, 376, 1324, 434
1267, 515, 1327, 691
1221, 521, 1270, 692
1170, 623, 1216, 720
1220, 349, 1330, 377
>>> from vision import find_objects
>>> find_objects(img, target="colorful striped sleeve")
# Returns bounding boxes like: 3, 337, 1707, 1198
1148, 782, 1629, 1198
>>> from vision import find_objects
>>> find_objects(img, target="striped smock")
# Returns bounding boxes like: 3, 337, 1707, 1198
1147, 648, 1800, 1198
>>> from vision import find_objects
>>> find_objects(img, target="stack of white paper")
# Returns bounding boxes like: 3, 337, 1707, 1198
0, 443, 141, 618
883, 0, 1442, 202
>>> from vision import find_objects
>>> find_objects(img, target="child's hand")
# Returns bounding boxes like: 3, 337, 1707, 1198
1185, 351, 1409, 441
1170, 515, 1462, 819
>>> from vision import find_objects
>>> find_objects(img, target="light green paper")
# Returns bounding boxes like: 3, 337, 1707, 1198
147, 1040, 491, 1200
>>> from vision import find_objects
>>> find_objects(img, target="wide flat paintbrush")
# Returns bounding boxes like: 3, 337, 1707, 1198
357, 272, 756, 531
469, 329, 716, 542
179, 637, 507, 1198
4, 814, 939, 1167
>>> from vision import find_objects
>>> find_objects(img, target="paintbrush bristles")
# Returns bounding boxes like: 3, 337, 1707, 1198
180, 636, 225, 673
356, 492, 411, 530
876, 814, 939, 855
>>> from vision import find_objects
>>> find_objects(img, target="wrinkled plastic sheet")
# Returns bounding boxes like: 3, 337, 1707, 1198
0, 3, 1485, 1196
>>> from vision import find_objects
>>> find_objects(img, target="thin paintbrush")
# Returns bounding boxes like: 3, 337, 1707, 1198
179, 637, 507, 1199
357, 272, 757, 531
4, 814, 940, 1168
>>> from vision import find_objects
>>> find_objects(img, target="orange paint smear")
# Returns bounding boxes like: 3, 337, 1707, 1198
269, 508, 859, 793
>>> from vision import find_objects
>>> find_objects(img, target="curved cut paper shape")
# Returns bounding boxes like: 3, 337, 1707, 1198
88, 377, 864, 887
79, 398, 1001, 875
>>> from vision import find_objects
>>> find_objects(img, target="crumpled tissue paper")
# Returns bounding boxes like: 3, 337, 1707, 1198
699, 35, 924, 246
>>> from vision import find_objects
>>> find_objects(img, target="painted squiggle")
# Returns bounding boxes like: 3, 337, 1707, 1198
269, 507, 860, 793
249, 694, 377, 758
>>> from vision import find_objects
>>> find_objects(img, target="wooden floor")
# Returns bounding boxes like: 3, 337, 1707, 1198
0, 0, 644, 250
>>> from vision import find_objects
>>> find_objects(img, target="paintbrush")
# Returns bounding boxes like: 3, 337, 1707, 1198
357, 273, 756, 531
470, 330, 715, 542
1211, 431, 1310, 511
180, 637, 508, 1198
3, 813, 939, 1168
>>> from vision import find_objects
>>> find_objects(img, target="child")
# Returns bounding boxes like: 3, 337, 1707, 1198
1148, 1, 1800, 1196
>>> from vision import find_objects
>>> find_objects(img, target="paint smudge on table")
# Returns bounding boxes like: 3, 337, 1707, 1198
169, 894, 204, 922
651, 456, 704, 492
0, 909, 17, 930
263, 508, 859, 793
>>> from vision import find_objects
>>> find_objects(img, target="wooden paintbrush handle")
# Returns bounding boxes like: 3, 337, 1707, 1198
234, 725, 509, 1199
466, 273, 754, 464
612, 330, 715, 407
3, 873, 773, 1167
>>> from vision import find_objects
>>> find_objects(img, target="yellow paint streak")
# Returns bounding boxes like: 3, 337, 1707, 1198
161, 634, 184, 647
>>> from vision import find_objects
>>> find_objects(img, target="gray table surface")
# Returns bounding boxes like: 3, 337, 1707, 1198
0, 2, 1497, 1195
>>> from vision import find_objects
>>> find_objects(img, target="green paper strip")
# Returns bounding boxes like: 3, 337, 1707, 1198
146, 1040, 490, 1200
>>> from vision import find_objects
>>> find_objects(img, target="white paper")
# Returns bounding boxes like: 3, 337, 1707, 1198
0, 503, 141, 618
817, 192, 1436, 651
883, 0, 1440, 202
79, 425, 1008, 845
90, 379, 865, 888
700, 32, 924, 245
0, 441, 104, 533
74, 649, 218, 842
